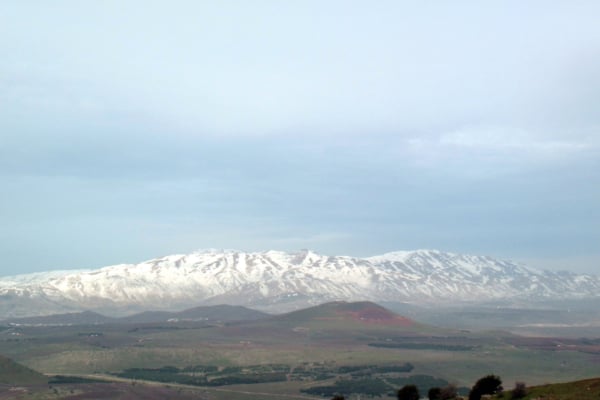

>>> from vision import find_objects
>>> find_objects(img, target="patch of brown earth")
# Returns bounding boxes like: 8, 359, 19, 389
336, 306, 414, 326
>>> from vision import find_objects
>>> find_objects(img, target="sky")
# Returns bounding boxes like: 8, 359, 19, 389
1, 1, 599, 275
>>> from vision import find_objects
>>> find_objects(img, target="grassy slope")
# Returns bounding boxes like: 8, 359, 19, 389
501, 377, 600, 400
0, 354, 47, 385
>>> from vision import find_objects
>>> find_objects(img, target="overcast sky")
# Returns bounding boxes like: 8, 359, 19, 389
1, 1, 599, 275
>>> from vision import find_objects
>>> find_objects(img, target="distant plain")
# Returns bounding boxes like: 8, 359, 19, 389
2, 302, 600, 399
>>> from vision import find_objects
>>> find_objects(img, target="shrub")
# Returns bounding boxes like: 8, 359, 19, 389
469, 375, 502, 400
440, 384, 458, 399
511, 382, 527, 399
428, 387, 441, 400
398, 384, 420, 400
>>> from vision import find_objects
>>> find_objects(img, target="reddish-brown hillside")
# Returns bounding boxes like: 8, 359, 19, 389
274, 301, 415, 327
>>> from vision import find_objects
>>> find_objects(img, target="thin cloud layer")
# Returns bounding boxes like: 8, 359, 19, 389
1, 1, 599, 274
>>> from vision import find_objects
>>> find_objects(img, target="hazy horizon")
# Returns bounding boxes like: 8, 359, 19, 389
2, 1, 599, 275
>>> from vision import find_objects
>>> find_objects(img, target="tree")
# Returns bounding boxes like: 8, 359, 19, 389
398, 384, 420, 400
511, 382, 527, 399
331, 396, 345, 400
428, 387, 441, 400
440, 384, 458, 400
469, 375, 502, 400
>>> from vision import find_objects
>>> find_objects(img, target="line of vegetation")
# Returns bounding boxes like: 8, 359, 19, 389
368, 342, 475, 351
115, 364, 290, 387
387, 375, 469, 397
302, 377, 393, 397
337, 363, 414, 374
206, 373, 287, 386
48, 375, 109, 384
113, 362, 418, 389
116, 367, 208, 386
303, 374, 458, 398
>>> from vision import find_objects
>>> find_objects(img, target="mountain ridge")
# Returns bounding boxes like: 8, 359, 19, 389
1, 249, 599, 318
3, 304, 270, 326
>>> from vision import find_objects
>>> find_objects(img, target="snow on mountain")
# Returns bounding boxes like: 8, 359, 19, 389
1, 249, 599, 318
0, 270, 91, 287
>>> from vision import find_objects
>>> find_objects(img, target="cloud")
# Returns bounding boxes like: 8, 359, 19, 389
2, 1, 598, 140
1, 1, 599, 273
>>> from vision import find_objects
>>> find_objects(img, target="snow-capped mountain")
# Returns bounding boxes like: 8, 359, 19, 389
1, 249, 599, 318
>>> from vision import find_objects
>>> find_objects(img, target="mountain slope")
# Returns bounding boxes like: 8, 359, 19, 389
0, 354, 47, 385
4, 310, 114, 326
120, 304, 270, 324
272, 301, 415, 327
1, 249, 599, 318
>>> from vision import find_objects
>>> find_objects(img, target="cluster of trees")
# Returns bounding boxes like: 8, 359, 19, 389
467, 375, 502, 400
303, 378, 391, 397
427, 384, 459, 400
337, 363, 414, 374
330, 374, 528, 400
368, 343, 474, 351
116, 366, 287, 386
303, 374, 449, 397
